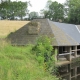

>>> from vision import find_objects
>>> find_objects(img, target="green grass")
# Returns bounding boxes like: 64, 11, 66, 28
0, 40, 58, 80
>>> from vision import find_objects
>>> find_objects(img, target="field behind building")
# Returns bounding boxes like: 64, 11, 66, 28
0, 20, 29, 38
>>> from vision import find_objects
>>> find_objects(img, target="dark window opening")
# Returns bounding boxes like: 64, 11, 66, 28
77, 51, 80, 55
71, 69, 75, 77
71, 46, 74, 50
77, 45, 80, 49
77, 67, 80, 74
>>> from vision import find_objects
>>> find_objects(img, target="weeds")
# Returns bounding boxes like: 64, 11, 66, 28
0, 39, 58, 80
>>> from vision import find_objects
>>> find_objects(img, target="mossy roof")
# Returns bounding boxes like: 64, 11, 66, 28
7, 19, 80, 46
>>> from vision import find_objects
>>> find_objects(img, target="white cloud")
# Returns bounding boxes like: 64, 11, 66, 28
30, 0, 66, 12
12, 0, 66, 12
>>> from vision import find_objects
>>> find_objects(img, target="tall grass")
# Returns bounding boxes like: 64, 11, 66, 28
0, 40, 58, 80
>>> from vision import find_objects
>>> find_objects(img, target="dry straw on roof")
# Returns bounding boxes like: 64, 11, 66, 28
28, 21, 40, 35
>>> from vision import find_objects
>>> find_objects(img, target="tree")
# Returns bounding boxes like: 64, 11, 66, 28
16, 1, 28, 20
42, 1, 64, 22
64, 0, 80, 24
29, 11, 39, 20
0, 1, 28, 20
0, 0, 10, 3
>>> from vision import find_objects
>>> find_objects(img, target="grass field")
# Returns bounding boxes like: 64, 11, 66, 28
0, 20, 59, 80
0, 20, 29, 38
0, 40, 58, 80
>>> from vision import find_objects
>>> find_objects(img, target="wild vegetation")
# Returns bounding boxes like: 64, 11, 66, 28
0, 36, 59, 80
32, 36, 58, 73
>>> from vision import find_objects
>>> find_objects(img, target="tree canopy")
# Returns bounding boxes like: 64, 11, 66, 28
29, 11, 39, 20
1, 0, 80, 24
0, 1, 28, 20
64, 0, 80, 24
40, 0, 80, 24
41, 1, 64, 22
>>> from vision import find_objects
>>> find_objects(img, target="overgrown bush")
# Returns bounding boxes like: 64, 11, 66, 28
32, 36, 57, 74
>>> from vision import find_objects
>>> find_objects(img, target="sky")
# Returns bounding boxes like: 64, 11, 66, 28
28, 0, 66, 12
12, 0, 66, 12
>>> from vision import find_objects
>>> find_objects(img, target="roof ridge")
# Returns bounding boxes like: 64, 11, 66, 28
48, 20, 59, 46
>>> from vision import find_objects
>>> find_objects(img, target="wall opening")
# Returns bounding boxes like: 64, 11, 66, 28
77, 67, 80, 74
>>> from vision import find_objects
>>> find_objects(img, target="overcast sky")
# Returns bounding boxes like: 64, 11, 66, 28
12, 0, 66, 12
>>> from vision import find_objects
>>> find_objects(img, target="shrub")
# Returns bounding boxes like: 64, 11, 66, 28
32, 36, 57, 73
